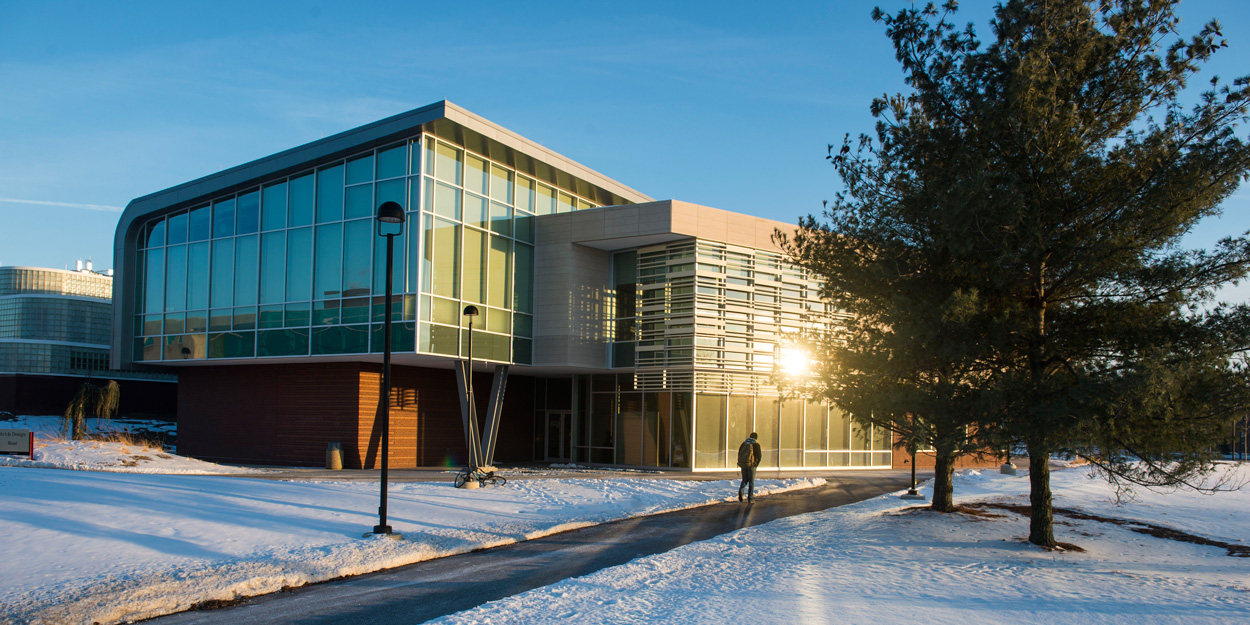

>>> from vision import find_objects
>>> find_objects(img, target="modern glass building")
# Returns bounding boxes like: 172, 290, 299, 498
1, 264, 175, 416
112, 101, 893, 470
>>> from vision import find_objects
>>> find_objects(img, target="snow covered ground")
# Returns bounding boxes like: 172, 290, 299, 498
0, 420, 822, 625
428, 464, 1250, 625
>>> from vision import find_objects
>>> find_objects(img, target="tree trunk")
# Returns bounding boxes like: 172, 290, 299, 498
930, 453, 955, 512
1028, 446, 1056, 547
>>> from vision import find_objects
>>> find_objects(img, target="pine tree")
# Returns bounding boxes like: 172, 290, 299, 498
786, 0, 1250, 543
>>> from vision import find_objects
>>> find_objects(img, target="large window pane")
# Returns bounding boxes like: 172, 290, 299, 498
212, 199, 235, 238
376, 179, 405, 210
513, 243, 533, 313
755, 396, 778, 468
779, 399, 803, 467
234, 235, 258, 306
345, 184, 373, 220
536, 184, 556, 215
286, 227, 312, 302
463, 228, 486, 304
618, 392, 643, 466
342, 219, 372, 297
488, 235, 511, 309
829, 406, 850, 450
465, 193, 488, 230
145, 248, 165, 317
489, 201, 511, 237
346, 153, 374, 185
260, 232, 286, 304
316, 165, 344, 223
434, 142, 462, 185
671, 392, 692, 469
262, 182, 287, 231
729, 396, 753, 448
434, 182, 461, 221
165, 244, 187, 312
374, 229, 405, 296
377, 143, 406, 179
489, 164, 512, 204
289, 173, 314, 227
188, 205, 210, 241
167, 212, 188, 246
695, 394, 727, 469
210, 239, 234, 308
314, 223, 343, 299
465, 154, 487, 195
236, 191, 260, 235
427, 218, 460, 299
146, 218, 165, 248
515, 176, 534, 213
407, 210, 421, 294
187, 242, 209, 311
557, 192, 575, 214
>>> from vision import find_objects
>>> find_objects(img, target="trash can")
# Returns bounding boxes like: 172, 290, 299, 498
326, 442, 343, 470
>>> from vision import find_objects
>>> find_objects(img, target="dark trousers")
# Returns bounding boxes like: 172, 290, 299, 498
738, 465, 756, 500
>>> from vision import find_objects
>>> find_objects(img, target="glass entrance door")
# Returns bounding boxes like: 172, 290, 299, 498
545, 411, 572, 462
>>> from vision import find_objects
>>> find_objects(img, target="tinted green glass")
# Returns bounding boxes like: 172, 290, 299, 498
143, 314, 162, 336
259, 232, 285, 304
210, 239, 234, 308
289, 173, 314, 227
346, 153, 374, 185
315, 165, 344, 223
186, 310, 207, 333
257, 328, 309, 357
311, 324, 368, 355
165, 244, 187, 311
233, 306, 257, 330
188, 206, 210, 241
284, 302, 311, 327
488, 235, 511, 309
145, 248, 164, 316
236, 191, 260, 235
410, 139, 422, 175
208, 331, 255, 358
209, 309, 232, 332
258, 304, 284, 329
312, 300, 340, 326
513, 243, 533, 314
373, 229, 404, 296
167, 212, 188, 245
261, 182, 287, 231
557, 192, 574, 214
423, 136, 435, 176
233, 235, 258, 306
406, 209, 421, 294
513, 313, 532, 337
421, 322, 459, 355
370, 321, 415, 353
285, 227, 312, 301
342, 220, 372, 297
345, 185, 373, 220
376, 143, 406, 179
164, 312, 185, 335
341, 297, 369, 324
313, 223, 342, 299
512, 337, 531, 365
212, 199, 235, 238
514, 214, 534, 243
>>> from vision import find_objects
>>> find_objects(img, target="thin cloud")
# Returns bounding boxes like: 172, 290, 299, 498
0, 197, 124, 212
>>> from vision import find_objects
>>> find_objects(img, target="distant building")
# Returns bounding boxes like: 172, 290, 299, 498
112, 101, 902, 469
0, 263, 175, 417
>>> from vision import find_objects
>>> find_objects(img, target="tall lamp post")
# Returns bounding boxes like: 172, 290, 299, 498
462, 305, 479, 471
371, 201, 405, 537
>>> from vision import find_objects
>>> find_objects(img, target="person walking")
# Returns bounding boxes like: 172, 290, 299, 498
736, 432, 761, 503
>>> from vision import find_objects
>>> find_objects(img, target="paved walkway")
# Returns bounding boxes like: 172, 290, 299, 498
147, 470, 920, 624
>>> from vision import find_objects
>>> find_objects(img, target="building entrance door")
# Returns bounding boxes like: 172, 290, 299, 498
545, 411, 572, 462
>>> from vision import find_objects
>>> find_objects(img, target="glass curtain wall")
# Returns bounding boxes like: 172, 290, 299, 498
134, 133, 610, 365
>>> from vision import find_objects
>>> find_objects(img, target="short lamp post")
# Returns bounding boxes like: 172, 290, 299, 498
371, 201, 405, 537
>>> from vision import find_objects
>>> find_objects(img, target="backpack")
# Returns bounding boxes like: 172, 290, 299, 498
737, 438, 757, 467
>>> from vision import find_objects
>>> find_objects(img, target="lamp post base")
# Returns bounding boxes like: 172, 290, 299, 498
364, 526, 403, 539
899, 489, 926, 500
1000, 463, 1018, 475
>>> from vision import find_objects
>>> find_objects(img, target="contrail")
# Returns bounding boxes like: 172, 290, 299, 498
0, 197, 124, 212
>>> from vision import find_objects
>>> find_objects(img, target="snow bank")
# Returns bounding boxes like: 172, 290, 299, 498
0, 465, 822, 624
429, 464, 1250, 625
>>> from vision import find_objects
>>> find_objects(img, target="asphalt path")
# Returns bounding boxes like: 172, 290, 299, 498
145, 471, 918, 625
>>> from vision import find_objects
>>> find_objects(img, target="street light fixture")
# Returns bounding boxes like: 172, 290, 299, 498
370, 201, 405, 537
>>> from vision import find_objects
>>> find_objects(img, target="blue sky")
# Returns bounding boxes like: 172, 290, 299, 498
1, 0, 1247, 297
